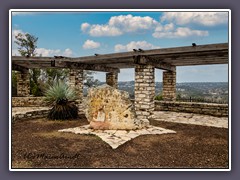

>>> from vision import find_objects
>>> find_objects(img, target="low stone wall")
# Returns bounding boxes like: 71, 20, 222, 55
12, 97, 47, 107
12, 109, 50, 122
155, 101, 228, 117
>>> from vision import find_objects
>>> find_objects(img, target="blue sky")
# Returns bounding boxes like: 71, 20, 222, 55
11, 11, 229, 82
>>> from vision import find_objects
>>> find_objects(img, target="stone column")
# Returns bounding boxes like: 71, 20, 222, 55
106, 72, 118, 89
69, 69, 84, 106
162, 71, 176, 101
16, 70, 30, 97
135, 64, 155, 120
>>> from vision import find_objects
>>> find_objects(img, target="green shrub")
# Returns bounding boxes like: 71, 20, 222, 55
155, 93, 163, 101
44, 81, 78, 120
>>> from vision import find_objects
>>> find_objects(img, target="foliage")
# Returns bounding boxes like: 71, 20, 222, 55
44, 81, 78, 120
14, 32, 43, 96
155, 93, 163, 101
14, 33, 38, 57
83, 70, 100, 88
29, 69, 43, 96
176, 93, 182, 100
12, 71, 17, 96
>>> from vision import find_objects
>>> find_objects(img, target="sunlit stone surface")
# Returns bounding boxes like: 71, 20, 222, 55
59, 125, 176, 149
85, 84, 149, 130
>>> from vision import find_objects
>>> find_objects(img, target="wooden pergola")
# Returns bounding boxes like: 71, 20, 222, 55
12, 43, 229, 120
12, 43, 228, 72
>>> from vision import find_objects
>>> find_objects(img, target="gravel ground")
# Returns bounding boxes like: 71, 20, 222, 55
11, 116, 229, 169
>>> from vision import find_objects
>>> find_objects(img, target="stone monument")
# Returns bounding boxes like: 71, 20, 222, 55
85, 84, 149, 130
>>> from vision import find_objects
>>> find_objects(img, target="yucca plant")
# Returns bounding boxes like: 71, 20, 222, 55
44, 80, 78, 120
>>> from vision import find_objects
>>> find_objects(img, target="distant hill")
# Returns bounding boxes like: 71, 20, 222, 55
83, 81, 228, 103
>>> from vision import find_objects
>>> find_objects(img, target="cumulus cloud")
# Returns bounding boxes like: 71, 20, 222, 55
13, 47, 73, 57
161, 12, 228, 26
82, 40, 101, 49
114, 41, 159, 52
12, 29, 26, 55
62, 48, 73, 56
35, 48, 61, 56
81, 14, 159, 37
12, 29, 26, 44
81, 23, 90, 32
12, 29, 74, 57
153, 23, 209, 38
35, 48, 73, 57
108, 14, 158, 32
88, 25, 122, 36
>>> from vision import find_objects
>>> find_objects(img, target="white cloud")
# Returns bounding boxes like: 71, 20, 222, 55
153, 23, 209, 38
12, 49, 20, 56
12, 29, 26, 43
62, 48, 73, 56
34, 48, 73, 57
81, 23, 90, 32
11, 29, 74, 57
12, 47, 73, 57
161, 12, 228, 26
82, 40, 101, 49
114, 41, 159, 52
81, 14, 159, 37
35, 48, 61, 56
12, 29, 26, 55
88, 25, 122, 36
108, 14, 158, 32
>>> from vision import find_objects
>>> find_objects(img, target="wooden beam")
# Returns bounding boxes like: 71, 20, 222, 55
12, 64, 29, 72
134, 55, 176, 72
68, 43, 228, 63
11, 43, 228, 69
12, 60, 120, 72
59, 62, 120, 73
12, 43, 227, 63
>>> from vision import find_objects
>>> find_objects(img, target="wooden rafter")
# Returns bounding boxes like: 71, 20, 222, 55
134, 55, 176, 72
12, 43, 229, 71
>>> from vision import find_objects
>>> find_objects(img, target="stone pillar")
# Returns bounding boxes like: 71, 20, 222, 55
106, 72, 118, 89
16, 70, 30, 97
69, 69, 84, 105
135, 64, 155, 120
162, 71, 176, 101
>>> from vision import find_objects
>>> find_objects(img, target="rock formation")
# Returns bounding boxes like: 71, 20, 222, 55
85, 85, 149, 130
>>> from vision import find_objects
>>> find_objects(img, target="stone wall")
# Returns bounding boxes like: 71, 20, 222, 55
106, 72, 118, 89
12, 97, 47, 107
135, 64, 155, 120
12, 109, 50, 122
16, 70, 30, 96
162, 71, 176, 101
155, 101, 228, 117
69, 69, 84, 106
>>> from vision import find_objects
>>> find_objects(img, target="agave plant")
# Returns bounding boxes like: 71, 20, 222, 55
44, 80, 78, 120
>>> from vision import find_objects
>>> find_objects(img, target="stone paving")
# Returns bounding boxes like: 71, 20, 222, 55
152, 111, 228, 129
12, 107, 50, 116
59, 124, 176, 149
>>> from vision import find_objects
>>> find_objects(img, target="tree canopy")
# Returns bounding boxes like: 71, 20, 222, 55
14, 33, 38, 57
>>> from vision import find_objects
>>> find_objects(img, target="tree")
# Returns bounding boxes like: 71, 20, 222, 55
14, 33, 43, 96
83, 70, 100, 88
14, 33, 38, 57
